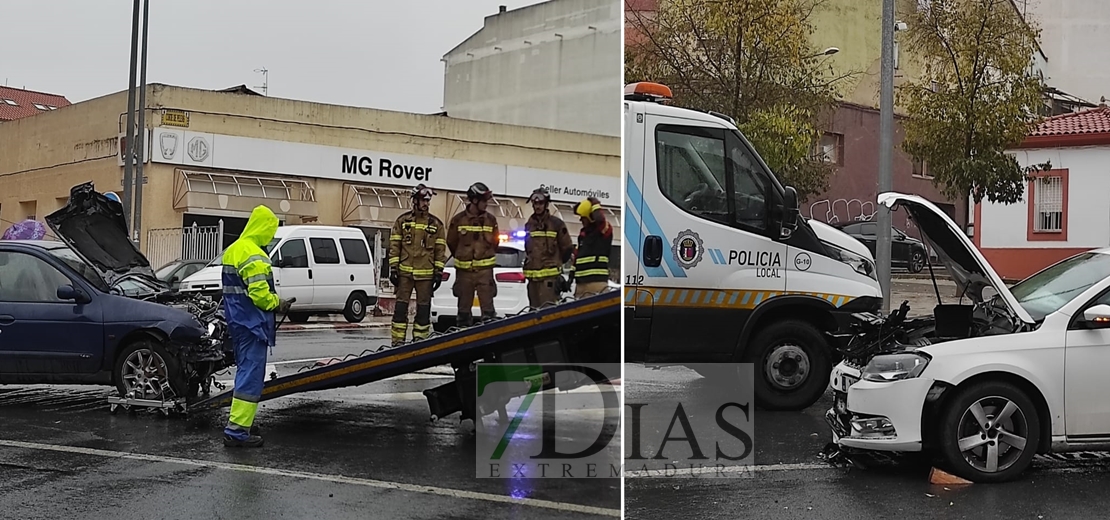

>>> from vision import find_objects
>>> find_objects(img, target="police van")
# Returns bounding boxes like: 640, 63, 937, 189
623, 82, 883, 411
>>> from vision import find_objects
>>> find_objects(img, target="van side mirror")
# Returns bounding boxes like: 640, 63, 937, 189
57, 284, 91, 304
643, 235, 663, 268
779, 186, 800, 239
1082, 304, 1110, 329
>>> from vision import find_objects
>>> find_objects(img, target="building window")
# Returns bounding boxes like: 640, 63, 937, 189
814, 132, 844, 165
2, 99, 17, 106
1027, 169, 1069, 242
33, 103, 47, 111
912, 158, 931, 178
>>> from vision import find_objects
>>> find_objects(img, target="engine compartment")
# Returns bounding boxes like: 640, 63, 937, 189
138, 289, 233, 398
828, 297, 1030, 366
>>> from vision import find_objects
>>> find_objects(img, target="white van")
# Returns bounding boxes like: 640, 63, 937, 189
623, 82, 883, 411
178, 225, 378, 323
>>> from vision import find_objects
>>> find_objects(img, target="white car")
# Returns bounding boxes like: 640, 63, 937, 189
179, 225, 378, 323
827, 192, 1110, 483
430, 240, 547, 331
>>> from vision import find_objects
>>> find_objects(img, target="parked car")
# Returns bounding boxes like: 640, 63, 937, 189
827, 192, 1110, 483
832, 221, 929, 273
0, 182, 230, 401
155, 259, 208, 291
179, 225, 378, 323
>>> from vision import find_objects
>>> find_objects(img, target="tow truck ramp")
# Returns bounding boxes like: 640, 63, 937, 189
177, 289, 619, 421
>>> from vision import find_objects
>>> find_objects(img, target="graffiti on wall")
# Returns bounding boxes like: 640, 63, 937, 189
805, 198, 877, 224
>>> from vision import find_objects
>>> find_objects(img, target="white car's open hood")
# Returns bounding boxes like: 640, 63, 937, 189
877, 192, 1034, 325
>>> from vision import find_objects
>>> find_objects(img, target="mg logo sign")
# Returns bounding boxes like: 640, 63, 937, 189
188, 136, 210, 162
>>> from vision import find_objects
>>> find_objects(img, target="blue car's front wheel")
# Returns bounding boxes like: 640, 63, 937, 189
113, 339, 186, 401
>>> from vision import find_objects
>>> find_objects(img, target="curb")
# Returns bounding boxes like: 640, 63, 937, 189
278, 321, 390, 332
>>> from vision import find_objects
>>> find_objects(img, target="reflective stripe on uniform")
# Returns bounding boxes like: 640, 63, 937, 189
575, 269, 610, 278
228, 398, 259, 429
524, 267, 561, 279
389, 256, 400, 265
454, 257, 496, 270
457, 225, 494, 232
237, 255, 270, 271
529, 230, 558, 238
223, 285, 248, 294
244, 273, 269, 285
434, 261, 445, 269
575, 255, 609, 265
390, 234, 403, 241
435, 238, 447, 246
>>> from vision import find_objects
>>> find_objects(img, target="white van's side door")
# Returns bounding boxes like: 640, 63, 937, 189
307, 237, 346, 309
272, 238, 313, 307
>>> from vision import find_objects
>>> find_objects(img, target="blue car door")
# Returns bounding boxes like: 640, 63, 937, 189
0, 249, 104, 375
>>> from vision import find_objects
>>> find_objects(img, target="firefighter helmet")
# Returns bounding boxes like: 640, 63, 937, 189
529, 187, 551, 204
466, 182, 493, 201
411, 183, 435, 201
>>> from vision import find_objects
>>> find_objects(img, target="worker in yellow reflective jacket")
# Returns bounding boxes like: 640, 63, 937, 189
571, 197, 613, 297
220, 205, 293, 448
388, 184, 447, 346
523, 187, 574, 307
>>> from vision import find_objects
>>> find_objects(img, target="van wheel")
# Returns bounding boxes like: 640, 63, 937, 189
936, 380, 1040, 483
288, 312, 310, 323
344, 292, 367, 323
741, 320, 830, 411
114, 339, 186, 401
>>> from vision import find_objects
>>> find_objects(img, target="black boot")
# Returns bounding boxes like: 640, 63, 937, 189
224, 433, 264, 448
458, 313, 473, 328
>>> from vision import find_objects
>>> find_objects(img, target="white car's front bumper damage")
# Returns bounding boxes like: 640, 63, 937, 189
827, 362, 934, 453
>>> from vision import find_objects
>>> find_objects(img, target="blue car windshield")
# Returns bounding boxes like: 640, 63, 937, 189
47, 246, 110, 293
1009, 252, 1110, 321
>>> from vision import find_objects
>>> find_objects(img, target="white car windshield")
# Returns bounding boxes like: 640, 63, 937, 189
1009, 252, 1110, 321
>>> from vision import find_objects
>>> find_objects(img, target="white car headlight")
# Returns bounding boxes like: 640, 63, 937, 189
862, 352, 930, 382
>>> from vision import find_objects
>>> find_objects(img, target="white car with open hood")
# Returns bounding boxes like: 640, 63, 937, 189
826, 192, 1110, 483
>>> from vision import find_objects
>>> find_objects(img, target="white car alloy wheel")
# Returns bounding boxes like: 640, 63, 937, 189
956, 396, 1030, 473
938, 380, 1040, 483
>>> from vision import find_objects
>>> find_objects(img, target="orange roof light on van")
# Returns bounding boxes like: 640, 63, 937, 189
624, 82, 673, 102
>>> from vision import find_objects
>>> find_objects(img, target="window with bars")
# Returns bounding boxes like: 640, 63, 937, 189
1033, 176, 1064, 232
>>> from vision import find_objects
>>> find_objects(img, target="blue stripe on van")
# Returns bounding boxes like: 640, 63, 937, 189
626, 173, 686, 278
623, 208, 668, 278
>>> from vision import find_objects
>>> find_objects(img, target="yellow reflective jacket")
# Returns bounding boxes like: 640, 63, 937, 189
222, 206, 280, 344
388, 210, 447, 280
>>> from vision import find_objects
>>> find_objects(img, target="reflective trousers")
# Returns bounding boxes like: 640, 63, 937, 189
392, 275, 433, 345
527, 276, 560, 308
224, 327, 267, 440
454, 268, 496, 326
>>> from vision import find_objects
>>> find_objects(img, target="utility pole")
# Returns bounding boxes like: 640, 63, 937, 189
121, 0, 140, 233
877, 0, 895, 313
133, 0, 150, 248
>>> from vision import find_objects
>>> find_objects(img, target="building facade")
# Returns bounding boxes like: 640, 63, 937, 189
443, 0, 621, 137
0, 83, 621, 276
974, 106, 1110, 280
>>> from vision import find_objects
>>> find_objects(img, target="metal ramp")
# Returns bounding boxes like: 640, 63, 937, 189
187, 289, 620, 417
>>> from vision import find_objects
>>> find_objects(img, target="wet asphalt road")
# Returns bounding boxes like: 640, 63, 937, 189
0, 328, 620, 520
625, 282, 1110, 519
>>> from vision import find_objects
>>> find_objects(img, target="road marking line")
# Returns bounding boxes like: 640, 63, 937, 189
0, 439, 619, 517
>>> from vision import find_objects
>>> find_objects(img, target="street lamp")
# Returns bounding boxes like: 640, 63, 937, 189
817, 47, 840, 57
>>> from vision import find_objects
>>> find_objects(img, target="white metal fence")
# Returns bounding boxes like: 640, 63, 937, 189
146, 221, 225, 270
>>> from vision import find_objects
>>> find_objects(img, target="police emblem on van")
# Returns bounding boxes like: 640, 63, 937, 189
671, 229, 704, 269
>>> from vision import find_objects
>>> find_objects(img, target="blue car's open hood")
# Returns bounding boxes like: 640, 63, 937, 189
44, 182, 160, 287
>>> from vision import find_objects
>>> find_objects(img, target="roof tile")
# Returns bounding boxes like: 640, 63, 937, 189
1030, 105, 1110, 137
0, 86, 71, 122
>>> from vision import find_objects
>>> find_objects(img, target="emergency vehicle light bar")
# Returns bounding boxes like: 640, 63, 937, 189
624, 82, 673, 102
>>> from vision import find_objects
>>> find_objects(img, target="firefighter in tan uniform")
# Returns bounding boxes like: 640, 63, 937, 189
447, 182, 500, 327
388, 184, 447, 346
523, 187, 574, 308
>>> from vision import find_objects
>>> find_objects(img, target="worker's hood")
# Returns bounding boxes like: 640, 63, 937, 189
241, 205, 279, 248
877, 192, 1034, 325
44, 182, 160, 287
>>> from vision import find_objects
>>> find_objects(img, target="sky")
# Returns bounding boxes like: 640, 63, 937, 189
2, 0, 544, 114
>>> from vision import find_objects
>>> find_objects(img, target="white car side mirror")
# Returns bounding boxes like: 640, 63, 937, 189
1083, 304, 1110, 329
